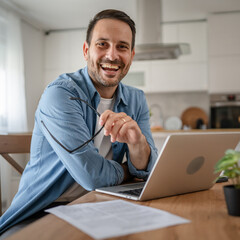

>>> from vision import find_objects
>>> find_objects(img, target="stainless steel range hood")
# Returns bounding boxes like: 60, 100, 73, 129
134, 0, 190, 61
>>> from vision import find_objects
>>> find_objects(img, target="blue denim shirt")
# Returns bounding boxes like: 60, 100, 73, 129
0, 67, 158, 233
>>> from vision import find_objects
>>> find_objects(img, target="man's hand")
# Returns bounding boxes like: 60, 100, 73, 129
99, 110, 141, 144
99, 110, 151, 170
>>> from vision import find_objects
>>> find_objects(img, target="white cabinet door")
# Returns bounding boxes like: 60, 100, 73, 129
209, 56, 240, 93
149, 61, 208, 92
208, 13, 240, 93
123, 61, 151, 92
178, 22, 207, 62
208, 13, 240, 56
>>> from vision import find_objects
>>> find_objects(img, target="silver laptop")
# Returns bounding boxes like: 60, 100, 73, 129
96, 132, 240, 201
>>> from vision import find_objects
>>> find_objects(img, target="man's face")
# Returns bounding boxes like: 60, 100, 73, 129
83, 19, 135, 90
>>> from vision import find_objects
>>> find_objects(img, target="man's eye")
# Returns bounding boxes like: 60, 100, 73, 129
97, 42, 106, 47
118, 45, 129, 50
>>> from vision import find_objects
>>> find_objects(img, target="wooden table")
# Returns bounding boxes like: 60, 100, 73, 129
7, 183, 240, 240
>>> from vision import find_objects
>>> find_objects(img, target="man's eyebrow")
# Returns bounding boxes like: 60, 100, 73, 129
119, 41, 130, 46
96, 38, 130, 46
96, 38, 109, 42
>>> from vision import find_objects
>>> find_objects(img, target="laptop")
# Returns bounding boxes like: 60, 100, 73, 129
96, 132, 240, 201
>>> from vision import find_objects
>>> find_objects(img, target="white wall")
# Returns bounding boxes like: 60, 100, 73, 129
21, 21, 44, 131
44, 29, 86, 87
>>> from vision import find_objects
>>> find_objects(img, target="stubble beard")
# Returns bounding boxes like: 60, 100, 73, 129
87, 55, 131, 88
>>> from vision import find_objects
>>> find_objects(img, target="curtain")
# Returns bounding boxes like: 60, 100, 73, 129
0, 8, 27, 132
0, 7, 27, 211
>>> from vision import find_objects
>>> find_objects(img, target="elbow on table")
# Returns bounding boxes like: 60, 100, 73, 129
80, 178, 103, 191
82, 178, 118, 191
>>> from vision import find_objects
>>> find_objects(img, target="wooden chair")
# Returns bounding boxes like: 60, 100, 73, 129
0, 133, 32, 215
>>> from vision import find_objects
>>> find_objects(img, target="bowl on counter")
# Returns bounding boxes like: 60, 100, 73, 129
164, 116, 182, 130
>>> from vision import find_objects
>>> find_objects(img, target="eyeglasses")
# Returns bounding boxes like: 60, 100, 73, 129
41, 97, 104, 153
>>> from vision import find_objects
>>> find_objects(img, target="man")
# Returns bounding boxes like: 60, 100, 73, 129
0, 9, 158, 237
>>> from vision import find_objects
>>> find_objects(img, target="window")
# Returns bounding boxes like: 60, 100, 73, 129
0, 10, 27, 133
0, 17, 7, 131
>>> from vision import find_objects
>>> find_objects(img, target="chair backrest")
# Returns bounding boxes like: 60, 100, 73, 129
0, 133, 32, 215
0, 134, 32, 153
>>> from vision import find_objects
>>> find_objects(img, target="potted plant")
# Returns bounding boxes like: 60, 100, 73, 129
215, 149, 240, 216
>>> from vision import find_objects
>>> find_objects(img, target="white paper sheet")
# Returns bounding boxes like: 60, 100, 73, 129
46, 200, 190, 239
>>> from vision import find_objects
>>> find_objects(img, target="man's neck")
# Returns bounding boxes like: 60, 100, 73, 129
95, 85, 118, 99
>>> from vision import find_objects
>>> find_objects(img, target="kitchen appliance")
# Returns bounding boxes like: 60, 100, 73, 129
134, 0, 190, 60
210, 94, 240, 128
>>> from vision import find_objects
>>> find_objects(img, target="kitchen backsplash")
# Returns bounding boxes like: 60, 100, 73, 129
145, 91, 210, 129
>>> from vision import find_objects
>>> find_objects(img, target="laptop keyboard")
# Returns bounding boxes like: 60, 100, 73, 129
119, 188, 143, 196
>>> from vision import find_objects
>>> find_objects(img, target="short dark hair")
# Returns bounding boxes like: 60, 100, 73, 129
86, 9, 136, 50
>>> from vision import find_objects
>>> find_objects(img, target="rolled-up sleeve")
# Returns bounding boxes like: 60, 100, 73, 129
37, 84, 124, 191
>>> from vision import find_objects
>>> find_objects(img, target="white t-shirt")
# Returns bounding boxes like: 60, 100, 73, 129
94, 96, 115, 159
56, 96, 115, 202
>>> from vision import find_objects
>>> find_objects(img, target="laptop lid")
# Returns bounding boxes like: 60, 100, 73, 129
96, 132, 240, 201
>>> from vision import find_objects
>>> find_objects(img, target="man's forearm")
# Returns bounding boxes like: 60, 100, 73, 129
99, 110, 151, 171
127, 134, 151, 170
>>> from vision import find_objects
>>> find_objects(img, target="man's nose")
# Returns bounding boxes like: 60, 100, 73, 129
106, 46, 118, 61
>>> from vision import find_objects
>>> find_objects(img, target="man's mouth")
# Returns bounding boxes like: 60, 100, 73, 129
100, 63, 120, 72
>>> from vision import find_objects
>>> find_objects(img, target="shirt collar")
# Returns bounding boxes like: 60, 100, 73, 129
83, 66, 128, 107
83, 67, 99, 102
115, 82, 128, 107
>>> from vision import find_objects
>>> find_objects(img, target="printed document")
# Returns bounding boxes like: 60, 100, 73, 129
46, 200, 190, 239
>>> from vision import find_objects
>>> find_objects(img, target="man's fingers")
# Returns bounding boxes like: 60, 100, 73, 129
101, 111, 127, 135
99, 110, 112, 126
109, 117, 130, 142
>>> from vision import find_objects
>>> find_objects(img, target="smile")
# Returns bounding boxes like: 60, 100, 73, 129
100, 63, 120, 71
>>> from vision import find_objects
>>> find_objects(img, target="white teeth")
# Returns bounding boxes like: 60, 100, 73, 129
101, 63, 119, 70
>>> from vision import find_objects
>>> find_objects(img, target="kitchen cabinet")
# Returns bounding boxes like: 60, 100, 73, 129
122, 61, 151, 92
208, 13, 240, 93
149, 61, 207, 92
209, 56, 240, 93
208, 13, 240, 56
162, 22, 207, 62
149, 21, 208, 92
125, 21, 208, 93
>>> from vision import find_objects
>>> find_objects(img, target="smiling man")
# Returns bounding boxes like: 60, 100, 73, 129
0, 9, 158, 238
85, 18, 134, 96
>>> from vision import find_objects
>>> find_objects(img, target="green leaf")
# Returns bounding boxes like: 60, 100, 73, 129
214, 149, 240, 182
225, 149, 240, 156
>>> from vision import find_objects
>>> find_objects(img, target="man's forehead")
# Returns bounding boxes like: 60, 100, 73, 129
91, 18, 132, 44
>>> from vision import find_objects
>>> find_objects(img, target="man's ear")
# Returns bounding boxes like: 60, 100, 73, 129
83, 41, 89, 61
131, 48, 135, 62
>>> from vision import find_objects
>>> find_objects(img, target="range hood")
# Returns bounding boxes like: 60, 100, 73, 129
134, 0, 190, 61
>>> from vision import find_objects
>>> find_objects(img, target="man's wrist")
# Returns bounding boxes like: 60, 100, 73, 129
127, 134, 150, 170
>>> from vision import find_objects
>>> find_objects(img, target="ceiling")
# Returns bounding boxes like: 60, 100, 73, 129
1, 0, 240, 32
1, 0, 138, 31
